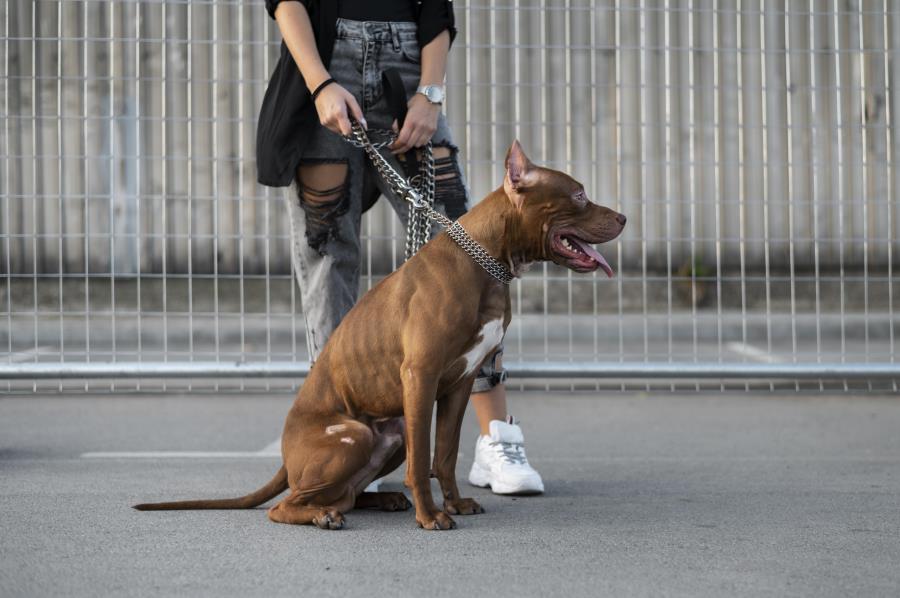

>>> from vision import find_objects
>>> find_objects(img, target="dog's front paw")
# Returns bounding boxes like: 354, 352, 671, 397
416, 509, 457, 531
312, 509, 346, 530
444, 497, 485, 515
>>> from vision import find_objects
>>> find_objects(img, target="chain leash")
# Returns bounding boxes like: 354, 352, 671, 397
344, 118, 514, 285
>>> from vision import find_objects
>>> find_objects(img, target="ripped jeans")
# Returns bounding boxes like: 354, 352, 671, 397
284, 19, 504, 393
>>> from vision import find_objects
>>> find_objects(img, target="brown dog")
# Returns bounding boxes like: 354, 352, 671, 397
134, 141, 625, 530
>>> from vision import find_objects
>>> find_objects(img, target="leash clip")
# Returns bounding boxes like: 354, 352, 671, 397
406, 188, 426, 209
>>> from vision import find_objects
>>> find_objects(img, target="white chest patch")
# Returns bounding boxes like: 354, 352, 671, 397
460, 318, 505, 377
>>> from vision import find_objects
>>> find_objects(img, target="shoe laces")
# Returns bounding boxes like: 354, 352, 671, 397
488, 440, 527, 465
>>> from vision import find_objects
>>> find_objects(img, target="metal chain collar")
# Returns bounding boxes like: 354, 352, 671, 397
344, 119, 514, 285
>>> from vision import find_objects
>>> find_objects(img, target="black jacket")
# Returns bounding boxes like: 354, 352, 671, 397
257, 0, 456, 187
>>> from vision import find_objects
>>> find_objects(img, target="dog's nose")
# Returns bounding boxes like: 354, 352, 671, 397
616, 213, 627, 226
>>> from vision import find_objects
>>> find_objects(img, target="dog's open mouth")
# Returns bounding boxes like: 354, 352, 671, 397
551, 231, 614, 277
553, 231, 613, 278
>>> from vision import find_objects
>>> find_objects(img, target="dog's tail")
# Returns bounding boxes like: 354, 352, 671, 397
132, 465, 289, 511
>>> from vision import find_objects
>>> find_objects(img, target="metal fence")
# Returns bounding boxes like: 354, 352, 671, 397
2, 1, 898, 392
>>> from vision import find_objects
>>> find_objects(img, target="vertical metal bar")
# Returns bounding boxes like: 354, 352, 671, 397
712, 1, 723, 392
187, 0, 194, 390
861, 0, 871, 388
108, 0, 117, 390
785, 0, 800, 390
639, 0, 649, 390
615, 1, 625, 392
688, 0, 698, 382
238, 2, 247, 391
212, 0, 220, 385
161, 0, 169, 391
810, 0, 824, 390
4, 0, 11, 391
665, 0, 676, 392
31, 0, 38, 393
697, 0, 714, 392
82, 0, 89, 391
56, 0, 64, 393
514, 0, 524, 388
832, 0, 847, 392
844, 0, 863, 389
885, 0, 897, 390
541, 0, 549, 391
591, 0, 599, 392
737, 0, 749, 392
135, 0, 143, 390
565, 0, 574, 390
759, 1, 774, 392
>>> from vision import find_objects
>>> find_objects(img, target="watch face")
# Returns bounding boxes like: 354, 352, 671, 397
426, 86, 443, 103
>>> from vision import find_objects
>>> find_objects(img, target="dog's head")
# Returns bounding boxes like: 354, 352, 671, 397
503, 140, 625, 276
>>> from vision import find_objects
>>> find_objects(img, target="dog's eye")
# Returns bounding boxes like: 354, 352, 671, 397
572, 190, 587, 205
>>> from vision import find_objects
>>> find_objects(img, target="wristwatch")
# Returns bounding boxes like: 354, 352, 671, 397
416, 84, 445, 105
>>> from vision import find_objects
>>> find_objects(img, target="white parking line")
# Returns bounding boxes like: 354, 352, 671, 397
259, 438, 281, 455
726, 342, 780, 364
81, 437, 282, 459
81, 451, 279, 458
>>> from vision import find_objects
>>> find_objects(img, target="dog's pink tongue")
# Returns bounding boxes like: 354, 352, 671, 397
571, 237, 614, 278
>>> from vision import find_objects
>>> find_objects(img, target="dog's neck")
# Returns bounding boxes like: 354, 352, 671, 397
456, 189, 540, 277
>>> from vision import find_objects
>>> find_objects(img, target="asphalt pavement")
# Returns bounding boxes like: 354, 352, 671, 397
1, 391, 899, 597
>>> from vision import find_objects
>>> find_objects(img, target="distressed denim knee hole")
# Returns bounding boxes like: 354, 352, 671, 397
432, 144, 468, 219
295, 160, 351, 254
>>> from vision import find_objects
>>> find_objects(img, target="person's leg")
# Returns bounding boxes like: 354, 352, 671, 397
470, 374, 507, 436
284, 157, 363, 361
284, 20, 369, 360
467, 348, 544, 495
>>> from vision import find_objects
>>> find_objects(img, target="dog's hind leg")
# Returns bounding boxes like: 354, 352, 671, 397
268, 494, 353, 529
347, 423, 404, 495
268, 419, 404, 528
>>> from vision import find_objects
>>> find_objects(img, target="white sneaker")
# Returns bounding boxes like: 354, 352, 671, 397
468, 416, 544, 495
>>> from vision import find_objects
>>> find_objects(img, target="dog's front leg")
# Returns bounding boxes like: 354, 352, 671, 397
433, 381, 484, 516
402, 365, 455, 530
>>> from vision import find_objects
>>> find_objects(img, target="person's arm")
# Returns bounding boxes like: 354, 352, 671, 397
391, 30, 450, 154
274, 1, 365, 135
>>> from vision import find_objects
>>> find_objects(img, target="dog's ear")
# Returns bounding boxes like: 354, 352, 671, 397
504, 140, 534, 208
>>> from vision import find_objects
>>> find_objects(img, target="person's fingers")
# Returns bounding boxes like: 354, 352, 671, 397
395, 132, 415, 154
346, 94, 366, 130
392, 124, 413, 153
413, 128, 431, 149
391, 119, 399, 134
336, 106, 352, 137
320, 114, 340, 136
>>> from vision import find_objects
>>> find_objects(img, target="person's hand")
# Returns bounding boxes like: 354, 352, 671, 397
390, 93, 440, 154
313, 82, 366, 136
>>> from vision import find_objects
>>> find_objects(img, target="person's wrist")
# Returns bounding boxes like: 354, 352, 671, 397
311, 78, 337, 102
416, 84, 445, 105
306, 71, 332, 95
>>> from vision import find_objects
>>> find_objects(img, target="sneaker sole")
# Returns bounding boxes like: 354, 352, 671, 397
468, 462, 544, 495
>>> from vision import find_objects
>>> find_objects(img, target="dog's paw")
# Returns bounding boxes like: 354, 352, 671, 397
416, 510, 456, 531
380, 492, 413, 512
443, 497, 485, 516
313, 509, 346, 530
356, 491, 413, 511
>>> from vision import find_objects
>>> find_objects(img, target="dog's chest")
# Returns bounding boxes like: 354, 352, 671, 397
458, 318, 505, 377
